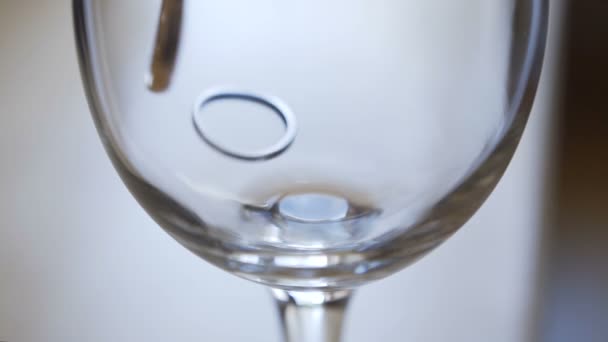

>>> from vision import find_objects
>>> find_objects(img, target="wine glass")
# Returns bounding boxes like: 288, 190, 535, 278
73, 0, 548, 341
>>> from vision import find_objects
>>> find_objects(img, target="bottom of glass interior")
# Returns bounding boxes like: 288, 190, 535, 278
112, 138, 515, 290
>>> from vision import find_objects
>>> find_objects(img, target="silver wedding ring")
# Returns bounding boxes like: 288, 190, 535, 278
192, 89, 298, 161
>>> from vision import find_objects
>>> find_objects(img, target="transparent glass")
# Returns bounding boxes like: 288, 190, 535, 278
73, 0, 548, 341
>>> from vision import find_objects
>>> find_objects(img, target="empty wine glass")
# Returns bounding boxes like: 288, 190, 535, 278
73, 0, 548, 341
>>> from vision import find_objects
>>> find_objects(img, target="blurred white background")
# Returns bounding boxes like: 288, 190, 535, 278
0, 1, 563, 341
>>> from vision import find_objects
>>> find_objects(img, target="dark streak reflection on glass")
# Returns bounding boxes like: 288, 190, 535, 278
146, 0, 183, 92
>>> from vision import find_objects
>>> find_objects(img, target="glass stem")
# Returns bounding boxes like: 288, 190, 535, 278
272, 289, 353, 342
